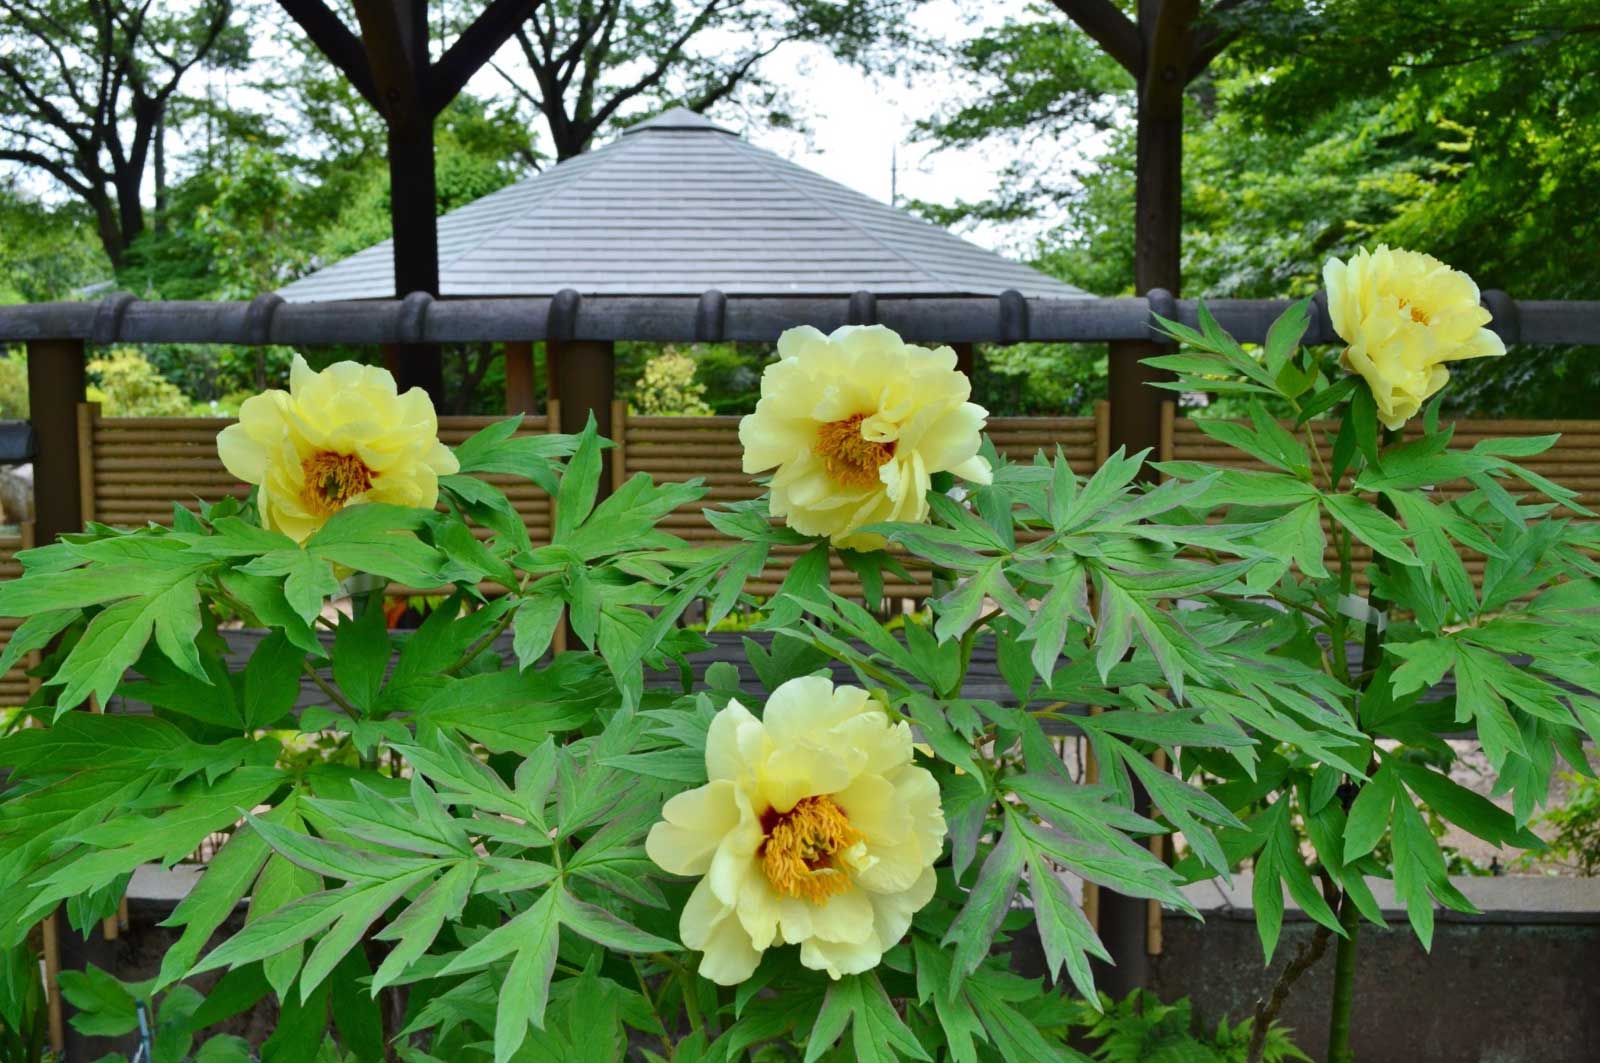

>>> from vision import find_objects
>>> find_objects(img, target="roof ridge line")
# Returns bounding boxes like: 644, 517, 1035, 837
711, 135, 951, 292
720, 135, 1035, 297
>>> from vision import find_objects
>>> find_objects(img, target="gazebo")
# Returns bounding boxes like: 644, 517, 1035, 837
277, 107, 1088, 438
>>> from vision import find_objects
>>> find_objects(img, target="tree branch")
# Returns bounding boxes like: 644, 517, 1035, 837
1050, 0, 1143, 77
1187, 0, 1259, 80
586, 0, 722, 132
572, 0, 622, 124
431, 0, 543, 116
689, 38, 786, 112
0, 147, 93, 197
276, 0, 380, 108
1245, 921, 1333, 1063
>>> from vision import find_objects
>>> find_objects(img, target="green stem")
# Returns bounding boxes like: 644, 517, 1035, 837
445, 604, 519, 675
1325, 425, 1398, 1059
1326, 893, 1362, 1063
302, 659, 361, 717
679, 966, 705, 1038
630, 957, 675, 1058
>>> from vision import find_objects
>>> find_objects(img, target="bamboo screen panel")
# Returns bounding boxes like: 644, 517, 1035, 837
77, 404, 559, 593
79, 404, 559, 534
0, 523, 34, 704
615, 403, 1109, 599
1162, 403, 1600, 584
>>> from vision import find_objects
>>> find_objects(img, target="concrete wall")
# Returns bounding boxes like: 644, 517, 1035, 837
111, 868, 1600, 1063
1148, 875, 1600, 1063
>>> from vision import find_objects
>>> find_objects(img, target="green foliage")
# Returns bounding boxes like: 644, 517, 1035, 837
0, 185, 107, 303
918, 1, 1600, 412
1523, 772, 1600, 877
1, 304, 1592, 1058
86, 349, 194, 417
0, 352, 27, 419
631, 347, 713, 416
972, 342, 1105, 416
0, 939, 49, 1062
1067, 990, 1308, 1063
1152, 304, 1586, 958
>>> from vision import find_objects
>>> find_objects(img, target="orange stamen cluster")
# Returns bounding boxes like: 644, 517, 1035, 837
814, 413, 894, 488
760, 795, 860, 904
1399, 297, 1430, 325
300, 451, 373, 516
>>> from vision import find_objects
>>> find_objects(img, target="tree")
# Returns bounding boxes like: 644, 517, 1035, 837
274, 0, 553, 397
0, 0, 241, 268
922, 0, 1600, 425
0, 183, 108, 303
496, 0, 917, 161
919, 0, 1247, 452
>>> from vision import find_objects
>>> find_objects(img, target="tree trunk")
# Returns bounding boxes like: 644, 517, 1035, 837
114, 171, 146, 262
154, 111, 168, 232
92, 194, 127, 272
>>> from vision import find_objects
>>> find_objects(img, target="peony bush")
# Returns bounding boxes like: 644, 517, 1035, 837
0, 248, 1594, 1063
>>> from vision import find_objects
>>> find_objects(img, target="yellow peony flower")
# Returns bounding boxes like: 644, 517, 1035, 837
1323, 246, 1505, 430
646, 676, 945, 985
738, 325, 991, 549
216, 354, 458, 543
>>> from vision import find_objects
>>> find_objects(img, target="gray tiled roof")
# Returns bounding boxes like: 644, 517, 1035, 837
277, 108, 1089, 302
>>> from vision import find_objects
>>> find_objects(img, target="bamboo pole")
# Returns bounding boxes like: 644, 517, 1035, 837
42, 911, 63, 1054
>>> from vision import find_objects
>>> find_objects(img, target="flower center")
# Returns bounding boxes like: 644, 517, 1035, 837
759, 795, 861, 904
814, 413, 894, 489
300, 451, 373, 516
1398, 297, 1430, 326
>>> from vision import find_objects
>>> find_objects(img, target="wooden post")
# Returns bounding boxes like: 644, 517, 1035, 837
1147, 748, 1171, 956
1083, 706, 1103, 933
26, 340, 87, 544
1096, 2, 1195, 979
77, 403, 98, 525
505, 341, 537, 413
610, 399, 628, 492
950, 341, 976, 380
42, 912, 63, 1055
547, 340, 616, 498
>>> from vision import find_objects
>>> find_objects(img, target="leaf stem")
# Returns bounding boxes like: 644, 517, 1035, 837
630, 956, 675, 1058
444, 603, 518, 675
1326, 892, 1363, 1063
301, 659, 360, 718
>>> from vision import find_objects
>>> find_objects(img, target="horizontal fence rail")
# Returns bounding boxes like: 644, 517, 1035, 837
1, 289, 1597, 346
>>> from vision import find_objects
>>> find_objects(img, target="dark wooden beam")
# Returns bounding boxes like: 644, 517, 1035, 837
430, 0, 540, 116
4, 293, 1587, 348
1050, 0, 1143, 76
276, 0, 381, 108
